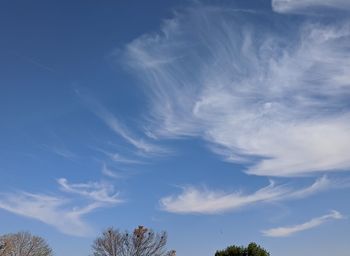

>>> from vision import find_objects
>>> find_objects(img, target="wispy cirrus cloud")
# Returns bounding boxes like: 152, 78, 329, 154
101, 163, 122, 179
0, 178, 122, 236
262, 210, 345, 237
92, 106, 163, 154
287, 175, 333, 199
42, 144, 77, 160
57, 178, 122, 204
0, 192, 94, 236
98, 149, 145, 164
272, 0, 350, 13
76, 89, 166, 156
124, 3, 350, 177
160, 180, 287, 214
160, 176, 340, 214
90, 146, 145, 165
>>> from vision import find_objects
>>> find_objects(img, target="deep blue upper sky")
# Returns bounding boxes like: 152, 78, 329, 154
1, 1, 350, 256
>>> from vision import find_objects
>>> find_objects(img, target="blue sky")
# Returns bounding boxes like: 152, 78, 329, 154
1, 0, 350, 255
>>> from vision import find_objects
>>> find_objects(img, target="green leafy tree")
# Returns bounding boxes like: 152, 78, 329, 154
215, 242, 270, 256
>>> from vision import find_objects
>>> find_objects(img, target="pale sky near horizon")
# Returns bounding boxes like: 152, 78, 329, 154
1, 0, 350, 255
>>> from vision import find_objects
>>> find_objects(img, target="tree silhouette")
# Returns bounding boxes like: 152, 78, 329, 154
215, 242, 270, 256
0, 231, 53, 256
92, 226, 175, 256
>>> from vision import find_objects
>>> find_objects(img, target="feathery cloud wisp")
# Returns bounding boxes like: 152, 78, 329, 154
76, 89, 165, 155
57, 178, 122, 204
0, 192, 94, 236
262, 210, 345, 237
124, 4, 350, 177
160, 176, 338, 214
160, 181, 286, 214
93, 108, 162, 154
272, 0, 350, 13
0, 178, 123, 236
101, 163, 122, 179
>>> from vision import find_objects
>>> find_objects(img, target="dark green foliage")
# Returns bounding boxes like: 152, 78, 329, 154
215, 242, 270, 256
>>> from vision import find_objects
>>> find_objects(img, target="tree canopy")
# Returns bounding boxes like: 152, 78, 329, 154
215, 242, 270, 256
92, 226, 175, 256
0, 231, 53, 256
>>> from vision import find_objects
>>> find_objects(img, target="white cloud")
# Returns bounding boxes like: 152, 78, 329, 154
287, 175, 331, 198
57, 178, 122, 204
160, 176, 339, 214
262, 210, 345, 237
160, 181, 287, 214
272, 0, 350, 13
0, 192, 94, 236
41, 144, 77, 160
49, 147, 76, 159
76, 89, 166, 155
91, 147, 145, 165
107, 152, 144, 164
0, 178, 123, 236
94, 108, 162, 154
124, 4, 350, 177
101, 163, 122, 179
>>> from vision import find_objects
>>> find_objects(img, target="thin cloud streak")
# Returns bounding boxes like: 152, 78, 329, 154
0, 178, 123, 236
160, 180, 287, 214
94, 108, 162, 154
101, 163, 122, 179
91, 147, 145, 165
0, 192, 93, 236
262, 210, 345, 237
272, 0, 350, 13
287, 175, 331, 199
42, 144, 77, 160
124, 3, 350, 177
76, 89, 166, 155
57, 178, 122, 204
108, 152, 145, 165
160, 176, 338, 214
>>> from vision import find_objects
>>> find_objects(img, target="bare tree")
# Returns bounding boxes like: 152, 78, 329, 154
92, 226, 175, 256
92, 228, 124, 256
0, 232, 53, 256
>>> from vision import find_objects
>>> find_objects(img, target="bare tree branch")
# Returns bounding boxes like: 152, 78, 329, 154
91, 226, 175, 256
0, 232, 53, 256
